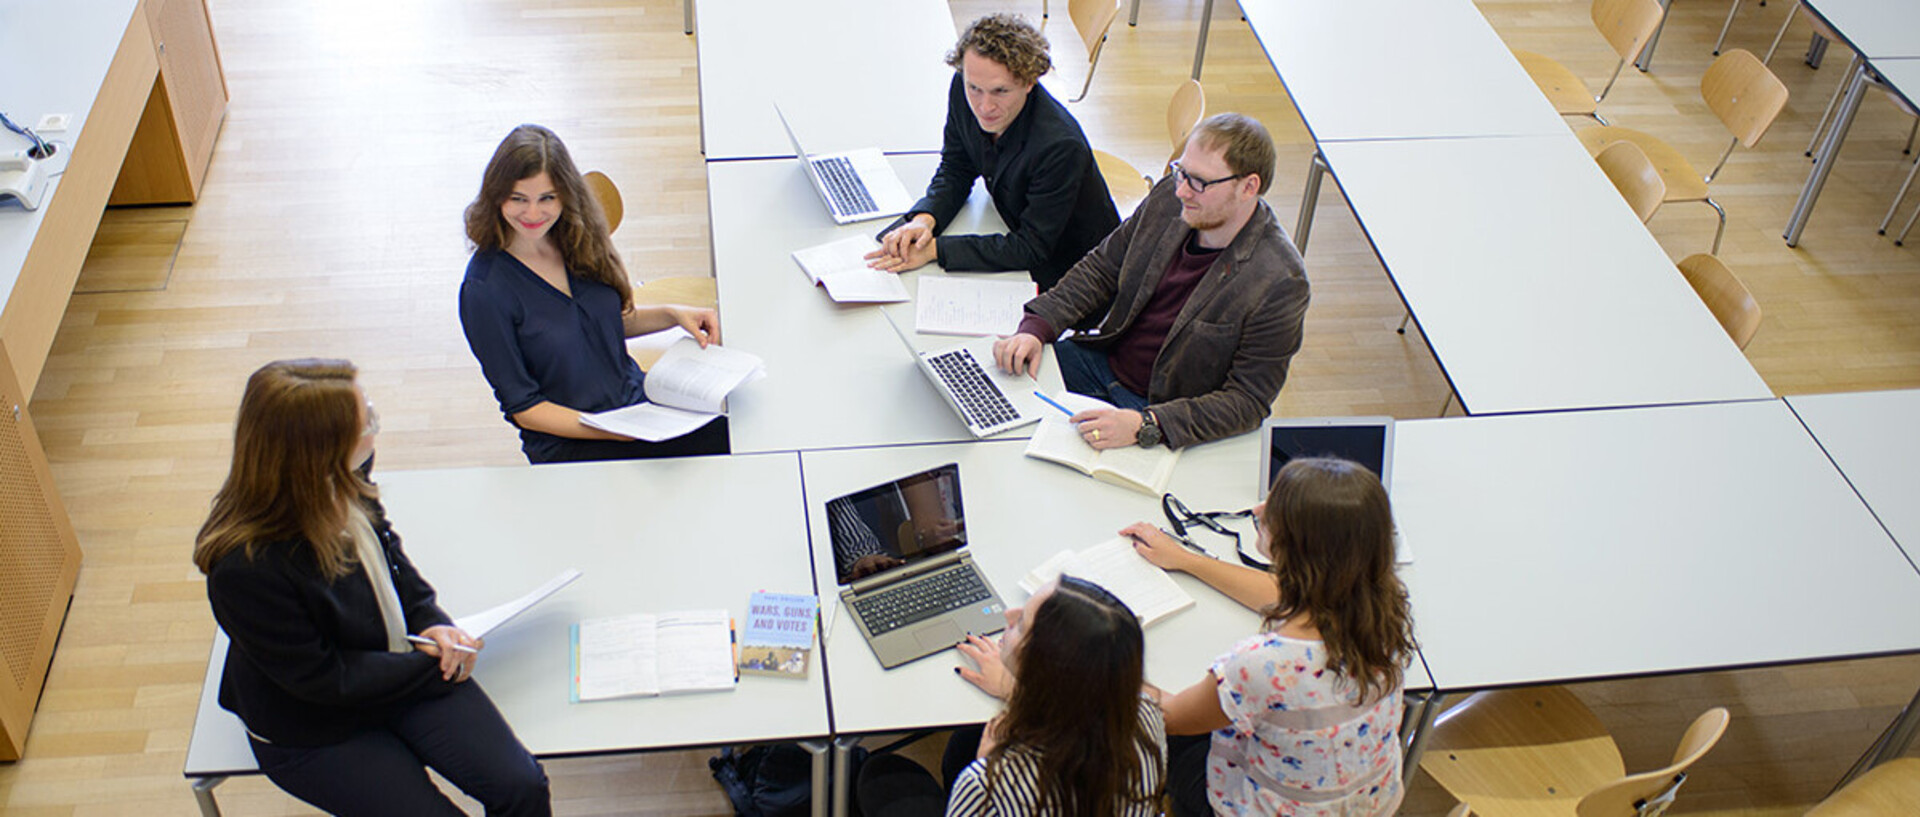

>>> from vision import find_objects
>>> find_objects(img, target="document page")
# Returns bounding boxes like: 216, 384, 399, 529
1020, 538, 1194, 627
575, 612, 660, 701
642, 339, 767, 413
653, 610, 737, 694
792, 236, 909, 303
580, 402, 720, 442
455, 568, 582, 639
914, 277, 1036, 336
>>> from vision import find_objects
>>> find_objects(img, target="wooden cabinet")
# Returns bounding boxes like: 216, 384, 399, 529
0, 339, 82, 761
108, 0, 228, 205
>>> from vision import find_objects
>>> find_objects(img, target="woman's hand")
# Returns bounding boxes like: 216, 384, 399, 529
672, 306, 721, 347
955, 633, 1012, 699
415, 624, 482, 682
1123, 522, 1202, 573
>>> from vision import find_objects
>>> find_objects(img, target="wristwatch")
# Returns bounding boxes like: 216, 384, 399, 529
1136, 409, 1163, 448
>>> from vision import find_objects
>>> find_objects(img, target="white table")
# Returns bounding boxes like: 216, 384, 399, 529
1236, 0, 1568, 143
184, 455, 833, 816
1315, 135, 1772, 415
1783, 0, 1920, 245
694, 0, 954, 160
1787, 389, 1920, 562
710, 154, 1064, 453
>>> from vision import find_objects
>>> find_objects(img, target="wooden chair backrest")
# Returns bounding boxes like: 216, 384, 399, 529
1703, 49, 1790, 147
1808, 758, 1920, 815
1068, 0, 1120, 61
1592, 0, 1667, 62
1167, 79, 1206, 153
1596, 141, 1666, 223
1576, 707, 1729, 817
585, 170, 623, 234
1677, 253, 1762, 349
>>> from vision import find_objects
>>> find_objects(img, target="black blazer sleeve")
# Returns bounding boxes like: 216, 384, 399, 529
909, 78, 982, 230
934, 136, 1098, 274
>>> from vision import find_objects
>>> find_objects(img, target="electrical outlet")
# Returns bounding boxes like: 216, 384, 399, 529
36, 113, 71, 132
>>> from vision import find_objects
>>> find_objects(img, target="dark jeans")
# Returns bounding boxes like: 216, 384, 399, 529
1167, 733, 1212, 817
525, 415, 731, 464
1052, 340, 1149, 411
248, 682, 550, 816
853, 725, 987, 817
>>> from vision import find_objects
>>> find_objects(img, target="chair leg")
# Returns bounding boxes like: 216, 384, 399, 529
1439, 391, 1455, 417
1881, 153, 1920, 234
1713, 0, 1742, 56
1707, 197, 1729, 254
1807, 62, 1853, 157
1397, 313, 1412, 335
1897, 199, 1919, 245
1295, 152, 1328, 254
1762, 0, 1802, 64
1905, 117, 1918, 155
1070, 42, 1103, 103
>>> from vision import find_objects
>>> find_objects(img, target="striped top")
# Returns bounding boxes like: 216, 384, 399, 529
946, 696, 1166, 816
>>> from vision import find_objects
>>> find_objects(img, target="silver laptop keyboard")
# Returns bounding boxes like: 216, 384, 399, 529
852, 565, 992, 636
927, 350, 1019, 429
812, 156, 876, 216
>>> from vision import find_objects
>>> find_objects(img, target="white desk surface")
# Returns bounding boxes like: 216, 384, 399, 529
1788, 389, 1920, 566
1871, 59, 1920, 112
1236, 0, 1567, 142
0, 0, 138, 303
1317, 135, 1773, 415
694, 0, 954, 160
1805, 0, 1920, 60
711, 154, 1064, 454
802, 437, 1437, 736
1395, 400, 1920, 692
186, 454, 828, 776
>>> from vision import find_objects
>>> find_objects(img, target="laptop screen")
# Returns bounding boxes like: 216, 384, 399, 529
827, 463, 968, 585
1260, 418, 1394, 496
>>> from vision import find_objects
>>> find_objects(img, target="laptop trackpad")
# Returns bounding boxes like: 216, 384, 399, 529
914, 621, 965, 651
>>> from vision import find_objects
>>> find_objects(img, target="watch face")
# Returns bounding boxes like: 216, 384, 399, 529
1139, 422, 1162, 447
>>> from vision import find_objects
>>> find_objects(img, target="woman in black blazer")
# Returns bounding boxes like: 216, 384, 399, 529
195, 359, 549, 816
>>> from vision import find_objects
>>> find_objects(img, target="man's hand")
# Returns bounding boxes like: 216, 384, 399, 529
1070, 408, 1144, 450
865, 215, 937, 273
992, 333, 1044, 379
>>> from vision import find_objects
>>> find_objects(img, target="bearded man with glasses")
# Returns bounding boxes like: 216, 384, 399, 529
992, 113, 1310, 451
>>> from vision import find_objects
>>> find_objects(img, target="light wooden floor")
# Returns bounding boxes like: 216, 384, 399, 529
3, 0, 1917, 814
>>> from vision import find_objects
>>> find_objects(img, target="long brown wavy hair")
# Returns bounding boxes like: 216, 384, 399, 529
463, 124, 631, 309
986, 576, 1163, 816
194, 359, 375, 579
1260, 457, 1415, 706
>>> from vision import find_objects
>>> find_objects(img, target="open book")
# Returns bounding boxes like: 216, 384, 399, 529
1019, 537, 1194, 627
570, 609, 737, 702
1024, 392, 1180, 495
791, 236, 909, 303
580, 339, 766, 441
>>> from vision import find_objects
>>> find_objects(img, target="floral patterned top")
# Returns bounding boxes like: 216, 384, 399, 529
1206, 632, 1404, 816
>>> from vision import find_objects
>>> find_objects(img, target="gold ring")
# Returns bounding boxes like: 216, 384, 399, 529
1092, 429, 1102, 441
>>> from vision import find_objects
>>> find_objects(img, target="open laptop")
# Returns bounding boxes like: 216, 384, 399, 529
882, 310, 1045, 437
827, 463, 1007, 668
1258, 416, 1409, 563
775, 103, 913, 224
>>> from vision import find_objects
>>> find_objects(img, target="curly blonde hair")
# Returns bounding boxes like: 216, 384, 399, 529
946, 14, 1052, 84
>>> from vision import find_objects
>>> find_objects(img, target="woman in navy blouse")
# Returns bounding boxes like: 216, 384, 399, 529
459, 124, 729, 463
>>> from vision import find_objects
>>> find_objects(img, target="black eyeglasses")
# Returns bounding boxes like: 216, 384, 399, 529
1161, 493, 1267, 567
1168, 161, 1248, 194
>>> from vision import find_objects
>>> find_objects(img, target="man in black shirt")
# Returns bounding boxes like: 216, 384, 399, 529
864, 14, 1119, 292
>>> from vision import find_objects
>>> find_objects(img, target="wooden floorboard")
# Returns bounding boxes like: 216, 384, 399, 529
2, 0, 1915, 813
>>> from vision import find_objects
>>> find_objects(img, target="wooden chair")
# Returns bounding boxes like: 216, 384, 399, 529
1420, 686, 1730, 817
1094, 149, 1151, 216
628, 276, 719, 370
1064, 0, 1120, 103
1576, 48, 1788, 254
1595, 141, 1666, 223
1676, 254, 1762, 349
1807, 757, 1920, 815
1512, 0, 1666, 125
584, 170, 624, 234
1166, 79, 1206, 170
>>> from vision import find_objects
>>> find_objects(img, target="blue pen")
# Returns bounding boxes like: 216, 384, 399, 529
1032, 391, 1076, 418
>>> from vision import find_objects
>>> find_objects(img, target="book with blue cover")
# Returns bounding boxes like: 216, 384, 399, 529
737, 592, 818, 678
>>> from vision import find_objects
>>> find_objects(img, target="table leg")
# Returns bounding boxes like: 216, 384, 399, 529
830, 735, 860, 817
1869, 684, 1920, 769
1786, 56, 1868, 246
1805, 32, 1828, 68
1129, 0, 1140, 26
1191, 0, 1215, 81
683, 0, 693, 35
800, 739, 830, 817
1634, 0, 1671, 72
190, 777, 226, 817
1400, 691, 1444, 783
1295, 152, 1327, 254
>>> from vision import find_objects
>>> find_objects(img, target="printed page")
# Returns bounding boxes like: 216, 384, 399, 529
580, 402, 719, 442
654, 610, 737, 694
1089, 444, 1181, 495
791, 236, 880, 284
1067, 537, 1195, 627
1021, 391, 1114, 474
455, 568, 582, 639
1019, 550, 1080, 595
819, 270, 910, 303
575, 612, 659, 701
914, 277, 1036, 336
642, 339, 768, 413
